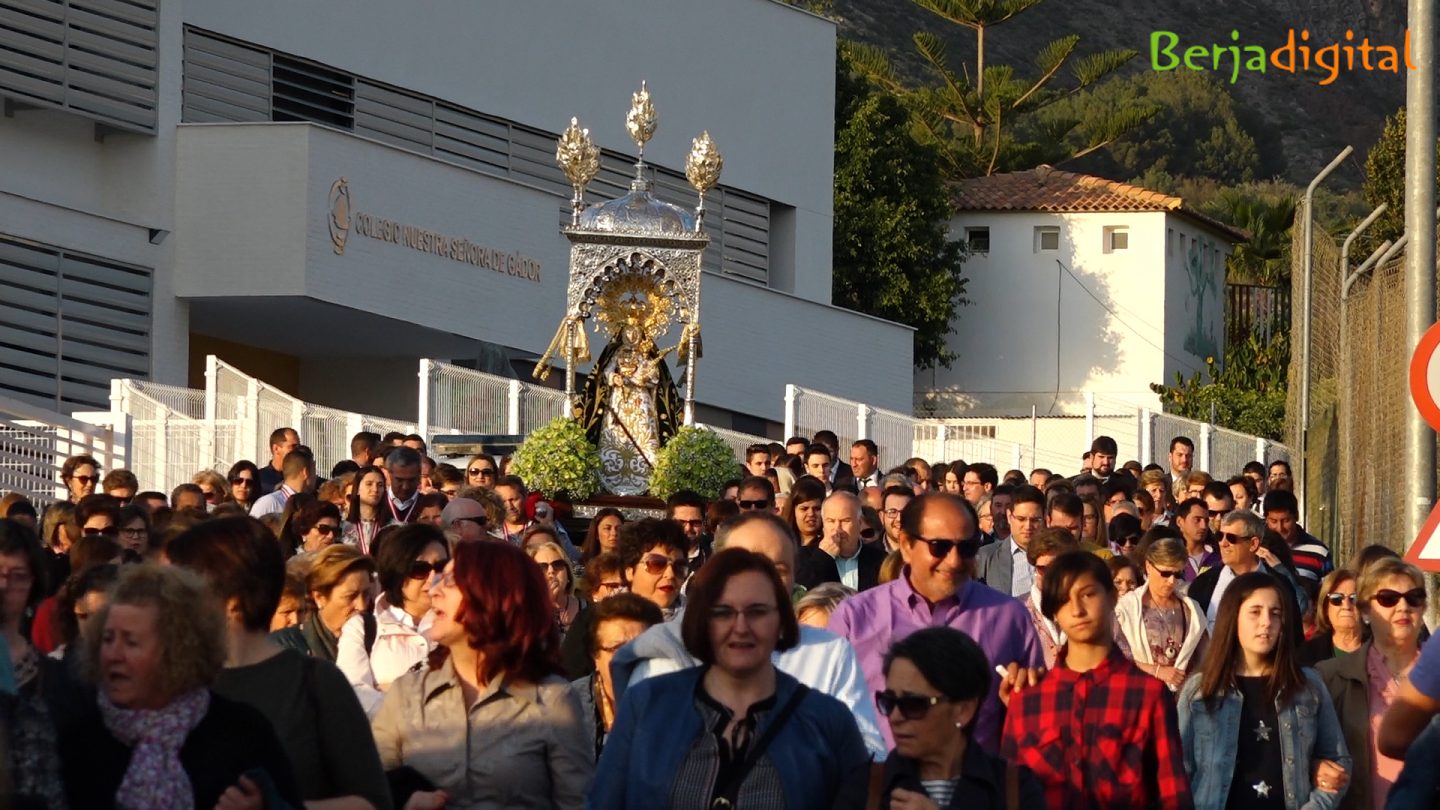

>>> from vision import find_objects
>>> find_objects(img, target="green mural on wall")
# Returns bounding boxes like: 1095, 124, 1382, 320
1183, 241, 1219, 361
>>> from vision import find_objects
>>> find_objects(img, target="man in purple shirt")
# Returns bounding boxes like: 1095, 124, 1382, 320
829, 492, 1044, 753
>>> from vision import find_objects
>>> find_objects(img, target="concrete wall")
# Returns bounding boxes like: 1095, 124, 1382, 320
182, 0, 838, 303
1163, 218, 1230, 383
922, 210, 1229, 416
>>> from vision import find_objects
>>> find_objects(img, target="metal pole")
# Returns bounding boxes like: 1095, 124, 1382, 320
1338, 205, 1386, 549
1299, 146, 1354, 527
1405, 0, 1437, 555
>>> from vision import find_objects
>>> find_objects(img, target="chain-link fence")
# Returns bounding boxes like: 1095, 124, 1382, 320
1306, 208, 1430, 563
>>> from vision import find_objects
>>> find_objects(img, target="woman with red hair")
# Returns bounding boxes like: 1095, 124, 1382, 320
372, 540, 593, 809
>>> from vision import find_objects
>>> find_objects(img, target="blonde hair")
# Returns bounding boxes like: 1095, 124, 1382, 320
1138, 469, 1169, 492
1356, 558, 1424, 606
191, 469, 229, 501
1145, 537, 1187, 569
305, 544, 375, 599
84, 564, 226, 699
525, 539, 574, 592
1172, 471, 1212, 501
1314, 568, 1357, 635
40, 501, 76, 551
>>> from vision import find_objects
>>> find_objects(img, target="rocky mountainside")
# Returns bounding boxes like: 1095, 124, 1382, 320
833, 0, 1411, 188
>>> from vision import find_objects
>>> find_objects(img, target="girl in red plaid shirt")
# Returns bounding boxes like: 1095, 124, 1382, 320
1000, 550, 1193, 810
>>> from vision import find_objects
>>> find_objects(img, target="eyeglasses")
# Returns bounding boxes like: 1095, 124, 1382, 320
882, 508, 904, 518
1207, 509, 1227, 518
69, 475, 96, 485
709, 604, 778, 623
738, 499, 771, 511
82, 526, 116, 537
202, 490, 219, 502
1010, 516, 1045, 527
597, 581, 627, 594
1218, 531, 1251, 545
467, 467, 496, 478
1373, 588, 1427, 608
1148, 565, 1184, 579
229, 477, 254, 487
408, 559, 449, 580
119, 527, 146, 538
451, 515, 488, 528
1326, 592, 1358, 606
640, 555, 688, 577
312, 524, 338, 536
537, 559, 570, 575
1117, 535, 1141, 547
875, 690, 950, 721
912, 536, 979, 560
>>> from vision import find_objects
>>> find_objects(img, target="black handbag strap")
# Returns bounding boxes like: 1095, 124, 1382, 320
710, 684, 810, 809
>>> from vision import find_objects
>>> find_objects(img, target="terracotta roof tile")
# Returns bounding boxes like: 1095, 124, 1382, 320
954, 167, 1248, 242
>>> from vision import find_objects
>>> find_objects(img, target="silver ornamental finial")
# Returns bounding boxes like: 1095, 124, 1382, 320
625, 81, 658, 183
685, 131, 723, 232
557, 118, 601, 226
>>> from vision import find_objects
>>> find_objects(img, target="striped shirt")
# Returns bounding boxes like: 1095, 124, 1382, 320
1287, 528, 1333, 582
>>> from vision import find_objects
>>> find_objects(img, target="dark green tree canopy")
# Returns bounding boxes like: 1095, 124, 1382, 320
833, 57, 968, 369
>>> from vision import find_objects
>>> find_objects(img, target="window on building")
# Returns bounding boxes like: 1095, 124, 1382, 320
1034, 226, 1060, 252
965, 227, 990, 254
1104, 226, 1129, 253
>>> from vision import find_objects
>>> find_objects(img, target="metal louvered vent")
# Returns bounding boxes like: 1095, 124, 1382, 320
0, 235, 151, 411
271, 53, 353, 129
0, 0, 160, 133
179, 27, 770, 284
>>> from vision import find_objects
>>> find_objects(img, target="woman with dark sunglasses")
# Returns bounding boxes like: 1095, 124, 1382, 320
224, 459, 262, 512
528, 538, 584, 642
877, 627, 1044, 809
336, 522, 447, 719
1116, 538, 1208, 692
1316, 558, 1427, 810
1299, 569, 1364, 667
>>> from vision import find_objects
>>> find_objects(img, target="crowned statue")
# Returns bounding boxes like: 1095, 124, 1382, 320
534, 82, 722, 497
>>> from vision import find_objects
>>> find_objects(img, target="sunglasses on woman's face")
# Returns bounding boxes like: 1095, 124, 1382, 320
1117, 535, 1141, 547
408, 559, 449, 580
640, 555, 687, 577
312, 524, 338, 536
537, 559, 569, 575
1149, 565, 1184, 579
1326, 592, 1357, 606
875, 690, 950, 721
1373, 588, 1426, 609
467, 467, 496, 478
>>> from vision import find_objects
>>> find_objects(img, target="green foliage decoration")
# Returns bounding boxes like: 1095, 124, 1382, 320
508, 417, 601, 501
1150, 323, 1289, 441
648, 426, 739, 501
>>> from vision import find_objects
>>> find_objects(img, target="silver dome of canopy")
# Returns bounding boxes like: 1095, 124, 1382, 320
577, 180, 698, 237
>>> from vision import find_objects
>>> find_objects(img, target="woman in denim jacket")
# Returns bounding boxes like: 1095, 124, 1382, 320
1178, 572, 1351, 810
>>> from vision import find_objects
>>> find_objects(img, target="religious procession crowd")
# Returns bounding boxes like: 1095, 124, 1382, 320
1, 426, 1440, 809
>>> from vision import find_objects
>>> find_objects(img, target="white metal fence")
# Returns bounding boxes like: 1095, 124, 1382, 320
0, 392, 128, 506
784, 385, 916, 467
419, 359, 566, 438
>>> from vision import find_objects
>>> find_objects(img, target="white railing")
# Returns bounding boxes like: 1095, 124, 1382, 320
111, 380, 208, 495
419, 359, 567, 437
702, 425, 770, 464
0, 392, 128, 506
207, 356, 414, 477
784, 384, 915, 467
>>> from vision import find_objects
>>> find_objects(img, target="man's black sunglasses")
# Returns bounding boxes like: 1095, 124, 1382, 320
913, 536, 979, 559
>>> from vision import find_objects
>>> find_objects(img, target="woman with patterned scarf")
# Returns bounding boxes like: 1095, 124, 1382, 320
58, 564, 301, 809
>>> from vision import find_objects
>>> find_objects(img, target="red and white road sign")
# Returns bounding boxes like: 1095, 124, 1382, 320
1406, 502, 1440, 573
1408, 322, 1440, 571
1409, 321, 1440, 431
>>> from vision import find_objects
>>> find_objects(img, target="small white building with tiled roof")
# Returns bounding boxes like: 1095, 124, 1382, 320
916, 167, 1247, 418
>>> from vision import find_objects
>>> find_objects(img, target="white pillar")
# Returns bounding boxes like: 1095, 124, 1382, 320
1199, 422, 1214, 474
507, 380, 523, 435
417, 359, 432, 439
784, 385, 798, 441
1085, 392, 1096, 448
202, 355, 218, 470
1256, 436, 1268, 466
857, 404, 870, 441
1140, 408, 1153, 467
1011, 442, 1023, 471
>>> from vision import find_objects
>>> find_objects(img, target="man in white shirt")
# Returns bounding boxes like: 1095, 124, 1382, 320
249, 449, 314, 518
610, 511, 887, 759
